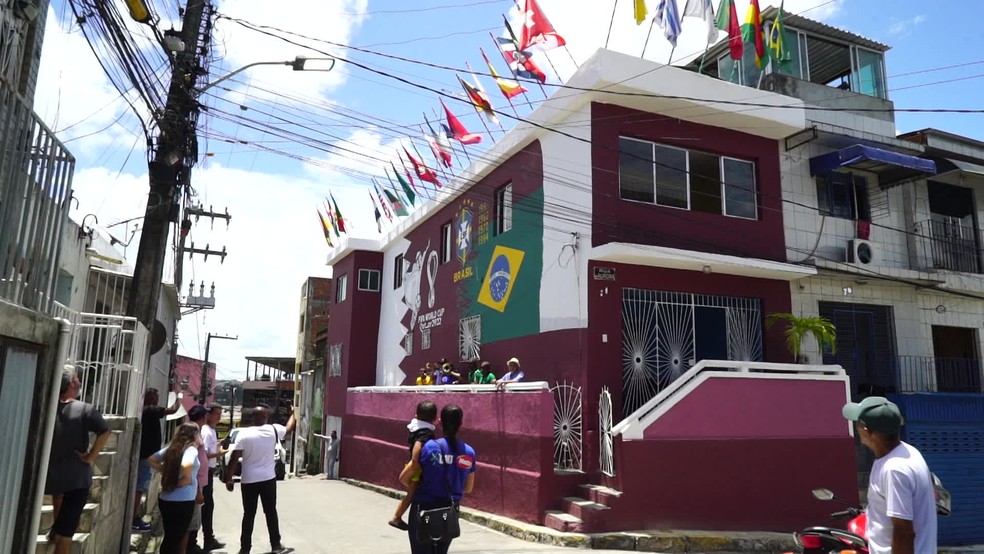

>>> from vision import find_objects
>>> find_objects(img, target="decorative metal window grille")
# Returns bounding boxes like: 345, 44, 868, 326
328, 344, 342, 377
551, 382, 582, 471
621, 289, 763, 418
599, 387, 615, 477
459, 315, 481, 361
421, 328, 431, 350
404, 332, 413, 356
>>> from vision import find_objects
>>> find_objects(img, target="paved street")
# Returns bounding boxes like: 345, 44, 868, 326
209, 477, 634, 554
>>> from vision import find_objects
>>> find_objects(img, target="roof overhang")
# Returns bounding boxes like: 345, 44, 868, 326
589, 243, 816, 281
929, 157, 984, 186
809, 144, 937, 188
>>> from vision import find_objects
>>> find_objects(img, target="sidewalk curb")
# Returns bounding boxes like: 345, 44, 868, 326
342, 479, 796, 552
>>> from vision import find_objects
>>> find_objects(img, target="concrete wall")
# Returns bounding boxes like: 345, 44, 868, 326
86, 417, 139, 554
762, 73, 895, 128
607, 374, 857, 532
344, 387, 553, 524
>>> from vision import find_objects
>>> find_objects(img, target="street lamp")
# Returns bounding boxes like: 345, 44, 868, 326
197, 56, 336, 94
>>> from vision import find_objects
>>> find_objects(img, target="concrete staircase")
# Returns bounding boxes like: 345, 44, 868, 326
544, 483, 622, 534
35, 416, 134, 554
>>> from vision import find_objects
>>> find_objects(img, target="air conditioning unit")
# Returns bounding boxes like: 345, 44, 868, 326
847, 239, 876, 265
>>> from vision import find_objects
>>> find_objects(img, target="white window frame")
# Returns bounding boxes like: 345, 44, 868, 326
335, 274, 348, 303
618, 137, 758, 220
495, 183, 513, 235
357, 269, 380, 292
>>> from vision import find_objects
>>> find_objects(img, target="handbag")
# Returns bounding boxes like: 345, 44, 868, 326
416, 439, 461, 543
269, 424, 286, 481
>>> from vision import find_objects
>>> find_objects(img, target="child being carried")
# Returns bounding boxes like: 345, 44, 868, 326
388, 400, 438, 530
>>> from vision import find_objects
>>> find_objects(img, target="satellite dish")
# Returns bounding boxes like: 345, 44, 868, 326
149, 320, 168, 354
165, 391, 187, 421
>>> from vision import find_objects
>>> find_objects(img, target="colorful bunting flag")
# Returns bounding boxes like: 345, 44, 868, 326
655, 0, 683, 48
317, 208, 334, 246
404, 146, 441, 187
768, 1, 791, 67
441, 100, 483, 145
683, 0, 717, 45
424, 114, 454, 167
330, 192, 346, 233
480, 47, 527, 100
499, 17, 547, 83
389, 164, 416, 206
634, 0, 648, 24
741, 0, 765, 68
715, 0, 743, 61
519, 0, 566, 51
383, 185, 409, 217
373, 180, 393, 221
368, 190, 382, 233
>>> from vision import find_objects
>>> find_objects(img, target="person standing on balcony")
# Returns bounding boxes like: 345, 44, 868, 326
495, 358, 525, 389
842, 396, 937, 554
225, 403, 296, 554
45, 367, 111, 554
133, 387, 181, 532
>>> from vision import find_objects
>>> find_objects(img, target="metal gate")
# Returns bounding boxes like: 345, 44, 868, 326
892, 394, 984, 546
599, 387, 615, 477
551, 382, 582, 471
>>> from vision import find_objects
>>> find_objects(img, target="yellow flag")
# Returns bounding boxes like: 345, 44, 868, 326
634, 0, 648, 24
477, 245, 525, 313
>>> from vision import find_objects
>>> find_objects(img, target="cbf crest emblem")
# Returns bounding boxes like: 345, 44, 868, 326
456, 199, 475, 265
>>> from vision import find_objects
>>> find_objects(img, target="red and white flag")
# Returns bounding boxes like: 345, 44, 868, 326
441, 100, 482, 145
519, 0, 566, 51
404, 146, 441, 187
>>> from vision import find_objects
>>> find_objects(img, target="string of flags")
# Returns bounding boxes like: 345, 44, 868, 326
318, 0, 793, 247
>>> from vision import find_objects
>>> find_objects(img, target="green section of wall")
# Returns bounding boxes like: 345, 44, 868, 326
463, 187, 544, 343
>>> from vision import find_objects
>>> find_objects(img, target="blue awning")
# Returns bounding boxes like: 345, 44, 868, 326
809, 144, 937, 181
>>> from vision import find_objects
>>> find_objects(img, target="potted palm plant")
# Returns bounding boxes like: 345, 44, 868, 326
765, 312, 837, 363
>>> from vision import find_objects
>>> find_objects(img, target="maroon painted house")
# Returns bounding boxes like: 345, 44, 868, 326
324, 49, 856, 533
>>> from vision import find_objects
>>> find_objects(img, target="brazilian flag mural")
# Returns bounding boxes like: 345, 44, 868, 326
456, 187, 544, 343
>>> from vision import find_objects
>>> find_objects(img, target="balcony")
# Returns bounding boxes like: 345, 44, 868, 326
897, 356, 982, 394
0, 80, 75, 315
913, 219, 983, 274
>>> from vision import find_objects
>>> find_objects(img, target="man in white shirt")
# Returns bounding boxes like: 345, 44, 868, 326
195, 404, 226, 551
842, 396, 937, 554
225, 404, 296, 554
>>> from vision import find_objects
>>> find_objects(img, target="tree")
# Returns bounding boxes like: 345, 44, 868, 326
765, 313, 837, 361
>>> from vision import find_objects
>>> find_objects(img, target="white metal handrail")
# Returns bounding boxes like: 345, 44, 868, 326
67, 312, 149, 417
348, 381, 550, 393
612, 360, 846, 439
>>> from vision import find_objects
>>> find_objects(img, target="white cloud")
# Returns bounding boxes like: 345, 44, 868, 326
887, 14, 926, 37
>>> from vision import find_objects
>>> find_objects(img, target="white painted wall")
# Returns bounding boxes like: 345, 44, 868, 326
376, 237, 411, 386
538, 103, 591, 333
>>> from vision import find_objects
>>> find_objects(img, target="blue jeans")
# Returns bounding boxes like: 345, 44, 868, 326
136, 458, 152, 491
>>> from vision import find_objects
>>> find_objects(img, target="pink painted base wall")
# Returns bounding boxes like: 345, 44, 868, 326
608, 375, 858, 532
343, 388, 554, 524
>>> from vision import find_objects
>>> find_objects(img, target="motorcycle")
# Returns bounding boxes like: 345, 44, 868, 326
786, 488, 868, 554
785, 473, 951, 554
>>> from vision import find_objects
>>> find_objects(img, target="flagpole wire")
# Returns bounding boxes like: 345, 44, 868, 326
667, 45, 676, 65
605, 0, 618, 49
542, 50, 563, 86
642, 16, 657, 58
563, 46, 578, 69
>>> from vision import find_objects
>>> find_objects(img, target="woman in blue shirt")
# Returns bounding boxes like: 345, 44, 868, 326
400, 404, 477, 554
148, 422, 201, 554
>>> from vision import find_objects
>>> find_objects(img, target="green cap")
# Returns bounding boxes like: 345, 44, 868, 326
842, 396, 904, 434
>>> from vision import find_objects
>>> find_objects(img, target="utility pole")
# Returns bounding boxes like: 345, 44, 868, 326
126, 0, 209, 330
201, 333, 237, 404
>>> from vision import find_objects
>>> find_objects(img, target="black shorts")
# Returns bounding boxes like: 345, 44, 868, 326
52, 488, 88, 538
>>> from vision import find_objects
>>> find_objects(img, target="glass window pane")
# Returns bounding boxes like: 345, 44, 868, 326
771, 26, 802, 79
619, 137, 655, 203
723, 158, 757, 219
654, 145, 688, 209
717, 54, 741, 85
854, 48, 886, 99
690, 151, 721, 214
502, 184, 512, 232
741, 45, 764, 88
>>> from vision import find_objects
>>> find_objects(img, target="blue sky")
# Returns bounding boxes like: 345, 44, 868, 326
35, 0, 984, 379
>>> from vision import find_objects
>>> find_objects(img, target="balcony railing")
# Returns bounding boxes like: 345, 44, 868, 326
914, 219, 983, 274
897, 355, 982, 394
0, 80, 75, 314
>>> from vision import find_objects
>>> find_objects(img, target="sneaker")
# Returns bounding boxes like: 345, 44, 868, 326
186, 545, 205, 554
272, 544, 290, 553
131, 520, 151, 533
203, 538, 226, 551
